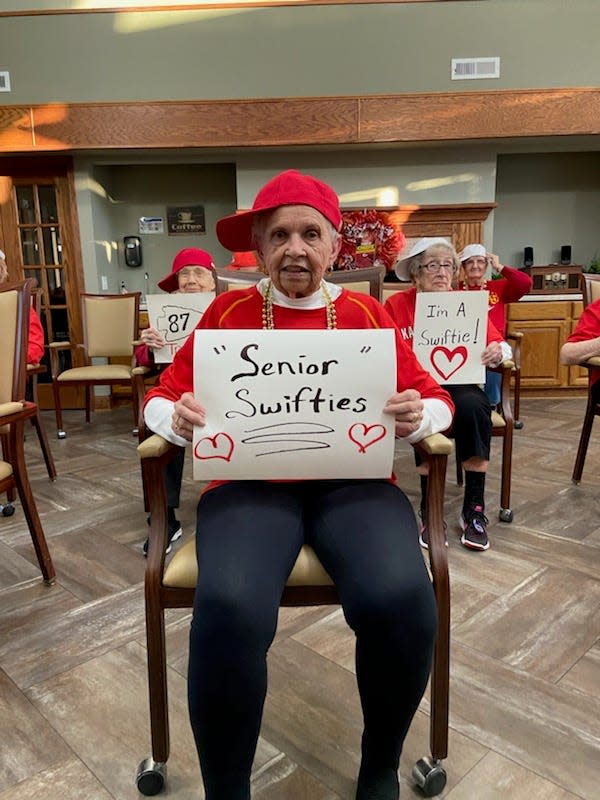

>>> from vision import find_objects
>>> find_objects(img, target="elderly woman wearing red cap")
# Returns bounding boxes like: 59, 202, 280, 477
136, 247, 215, 556
143, 171, 454, 800
458, 244, 531, 407
385, 238, 512, 553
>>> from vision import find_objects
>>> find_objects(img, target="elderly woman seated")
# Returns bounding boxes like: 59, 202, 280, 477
385, 237, 512, 553
142, 172, 454, 800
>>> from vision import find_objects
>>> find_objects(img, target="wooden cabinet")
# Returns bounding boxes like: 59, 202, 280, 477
507, 299, 586, 390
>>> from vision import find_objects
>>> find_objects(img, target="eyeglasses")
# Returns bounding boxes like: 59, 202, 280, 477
420, 261, 454, 274
178, 268, 212, 281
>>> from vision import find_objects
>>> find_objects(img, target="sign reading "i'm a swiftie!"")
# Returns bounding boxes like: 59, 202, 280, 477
413, 291, 489, 385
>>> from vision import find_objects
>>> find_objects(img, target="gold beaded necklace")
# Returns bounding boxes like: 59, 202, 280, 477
261, 279, 337, 330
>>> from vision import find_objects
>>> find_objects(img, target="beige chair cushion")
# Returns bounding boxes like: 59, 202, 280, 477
491, 410, 506, 428
57, 365, 133, 381
590, 282, 600, 303
0, 461, 13, 481
163, 538, 333, 590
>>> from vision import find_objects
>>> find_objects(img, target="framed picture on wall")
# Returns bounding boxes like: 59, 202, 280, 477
167, 205, 206, 236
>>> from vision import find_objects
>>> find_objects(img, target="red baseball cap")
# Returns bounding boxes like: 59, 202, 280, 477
158, 247, 215, 293
216, 170, 342, 251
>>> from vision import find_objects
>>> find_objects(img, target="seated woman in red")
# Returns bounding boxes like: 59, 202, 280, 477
143, 171, 454, 800
385, 237, 512, 553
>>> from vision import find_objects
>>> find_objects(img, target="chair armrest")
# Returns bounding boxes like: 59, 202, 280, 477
576, 355, 600, 369
48, 341, 72, 349
506, 331, 523, 342
0, 400, 36, 425
412, 435, 450, 626
414, 432, 453, 457
0, 401, 28, 419
137, 432, 178, 460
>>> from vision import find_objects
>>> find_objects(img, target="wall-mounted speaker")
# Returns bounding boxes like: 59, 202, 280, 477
560, 245, 572, 265
524, 246, 534, 268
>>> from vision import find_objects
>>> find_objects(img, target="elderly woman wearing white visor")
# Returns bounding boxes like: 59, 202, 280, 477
384, 237, 512, 552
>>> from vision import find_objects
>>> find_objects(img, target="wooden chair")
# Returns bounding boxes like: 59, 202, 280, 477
215, 265, 385, 301
134, 430, 453, 798
327, 265, 385, 300
0, 279, 56, 583
455, 362, 515, 523
214, 267, 265, 293
27, 289, 57, 480
49, 292, 151, 439
506, 331, 524, 429
570, 273, 600, 484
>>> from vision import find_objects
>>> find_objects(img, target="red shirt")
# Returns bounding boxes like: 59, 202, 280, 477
28, 307, 45, 365
145, 286, 454, 416
566, 298, 600, 387
458, 266, 532, 334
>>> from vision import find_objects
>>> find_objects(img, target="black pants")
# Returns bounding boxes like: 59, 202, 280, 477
415, 384, 491, 469
446, 384, 492, 463
187, 479, 437, 799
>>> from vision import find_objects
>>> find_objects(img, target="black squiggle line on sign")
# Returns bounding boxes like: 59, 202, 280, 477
240, 421, 335, 456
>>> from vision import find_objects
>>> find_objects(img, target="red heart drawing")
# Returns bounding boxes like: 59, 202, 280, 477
194, 432, 234, 462
348, 423, 387, 454
430, 345, 468, 381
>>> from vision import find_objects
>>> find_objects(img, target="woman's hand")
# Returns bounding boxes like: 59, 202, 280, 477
140, 325, 166, 351
172, 392, 206, 441
487, 252, 502, 273
482, 342, 503, 367
384, 389, 424, 439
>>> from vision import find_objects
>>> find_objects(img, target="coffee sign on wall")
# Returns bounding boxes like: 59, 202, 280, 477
167, 205, 206, 235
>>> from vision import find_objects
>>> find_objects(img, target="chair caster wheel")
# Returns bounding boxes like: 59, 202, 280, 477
514, 420, 524, 430
499, 508, 513, 523
136, 758, 166, 796
57, 430, 66, 440
412, 757, 447, 796
1, 503, 16, 517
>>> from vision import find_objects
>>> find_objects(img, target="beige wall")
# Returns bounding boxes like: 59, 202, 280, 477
0, 1, 598, 105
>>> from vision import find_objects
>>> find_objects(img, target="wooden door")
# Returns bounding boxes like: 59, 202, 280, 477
0, 157, 85, 408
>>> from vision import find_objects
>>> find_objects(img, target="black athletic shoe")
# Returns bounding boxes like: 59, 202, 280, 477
459, 505, 490, 551
143, 516, 183, 557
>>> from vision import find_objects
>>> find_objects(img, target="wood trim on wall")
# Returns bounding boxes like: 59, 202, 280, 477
0, 1, 470, 18
1, 89, 598, 154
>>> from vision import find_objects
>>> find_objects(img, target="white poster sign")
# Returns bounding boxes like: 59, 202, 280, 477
413, 291, 489, 385
145, 292, 214, 363
192, 329, 396, 481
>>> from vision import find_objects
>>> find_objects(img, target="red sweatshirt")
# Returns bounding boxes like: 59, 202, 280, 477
566, 298, 600, 388
28, 307, 45, 365
144, 286, 454, 418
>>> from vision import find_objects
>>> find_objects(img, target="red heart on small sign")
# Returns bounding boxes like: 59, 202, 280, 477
194, 432, 234, 462
348, 423, 386, 454
430, 345, 468, 381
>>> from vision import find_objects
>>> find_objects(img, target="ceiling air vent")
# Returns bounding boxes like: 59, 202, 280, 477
451, 57, 500, 80
0, 71, 11, 92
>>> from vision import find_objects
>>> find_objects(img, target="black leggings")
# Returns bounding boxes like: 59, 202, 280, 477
188, 479, 437, 799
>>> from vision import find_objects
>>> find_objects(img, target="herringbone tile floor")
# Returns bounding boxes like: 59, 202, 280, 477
0, 399, 598, 799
